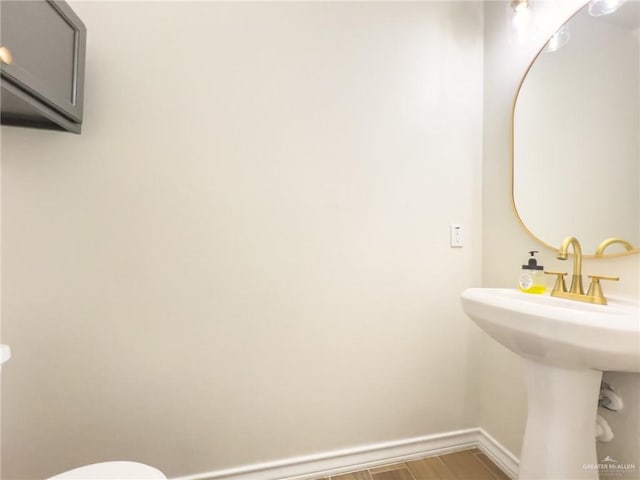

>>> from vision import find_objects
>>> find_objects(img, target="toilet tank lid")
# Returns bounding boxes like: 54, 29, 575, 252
46, 461, 166, 480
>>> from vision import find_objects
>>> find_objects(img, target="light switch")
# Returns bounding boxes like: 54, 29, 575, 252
450, 223, 463, 247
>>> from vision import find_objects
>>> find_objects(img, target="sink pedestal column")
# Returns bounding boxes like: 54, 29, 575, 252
519, 360, 602, 480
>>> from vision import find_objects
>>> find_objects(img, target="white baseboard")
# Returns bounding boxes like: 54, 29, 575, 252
171, 428, 519, 480
475, 429, 519, 479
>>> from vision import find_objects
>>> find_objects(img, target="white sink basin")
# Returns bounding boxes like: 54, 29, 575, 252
461, 288, 639, 372
461, 288, 640, 480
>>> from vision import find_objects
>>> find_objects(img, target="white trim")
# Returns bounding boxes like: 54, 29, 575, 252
171, 428, 519, 480
475, 429, 520, 480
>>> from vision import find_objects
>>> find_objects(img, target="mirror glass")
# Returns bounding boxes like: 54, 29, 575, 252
513, 0, 639, 256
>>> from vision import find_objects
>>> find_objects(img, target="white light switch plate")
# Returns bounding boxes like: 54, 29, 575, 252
450, 223, 463, 247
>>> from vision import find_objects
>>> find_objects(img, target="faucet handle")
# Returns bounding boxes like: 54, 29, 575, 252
545, 271, 568, 293
588, 275, 619, 281
586, 275, 619, 305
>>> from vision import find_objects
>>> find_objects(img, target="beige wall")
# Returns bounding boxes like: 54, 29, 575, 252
1, 2, 483, 479
481, 0, 640, 471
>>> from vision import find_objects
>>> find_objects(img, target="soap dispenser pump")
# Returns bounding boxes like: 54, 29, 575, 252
519, 251, 546, 294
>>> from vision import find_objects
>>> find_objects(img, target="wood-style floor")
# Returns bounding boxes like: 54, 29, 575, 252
313, 448, 511, 480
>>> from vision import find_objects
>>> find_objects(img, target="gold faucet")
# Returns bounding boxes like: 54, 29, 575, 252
557, 236, 584, 294
595, 237, 634, 256
545, 236, 619, 305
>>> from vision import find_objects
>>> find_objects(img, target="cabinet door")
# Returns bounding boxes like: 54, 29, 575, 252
1, 0, 86, 123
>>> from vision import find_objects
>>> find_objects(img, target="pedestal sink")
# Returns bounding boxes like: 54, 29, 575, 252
461, 288, 640, 480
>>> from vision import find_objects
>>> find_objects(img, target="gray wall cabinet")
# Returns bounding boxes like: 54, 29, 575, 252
0, 0, 86, 134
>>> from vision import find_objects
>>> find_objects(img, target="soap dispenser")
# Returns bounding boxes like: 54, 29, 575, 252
519, 251, 546, 294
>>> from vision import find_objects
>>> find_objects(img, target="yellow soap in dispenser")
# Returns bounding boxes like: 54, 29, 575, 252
519, 251, 546, 294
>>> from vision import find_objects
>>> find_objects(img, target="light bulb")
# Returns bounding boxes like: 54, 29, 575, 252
545, 25, 570, 52
511, 0, 532, 39
589, 0, 627, 16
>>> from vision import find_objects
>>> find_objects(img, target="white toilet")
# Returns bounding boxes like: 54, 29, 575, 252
0, 345, 167, 480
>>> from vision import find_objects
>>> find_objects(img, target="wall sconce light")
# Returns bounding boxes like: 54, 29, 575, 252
589, 0, 627, 16
512, 0, 530, 14
511, 0, 533, 42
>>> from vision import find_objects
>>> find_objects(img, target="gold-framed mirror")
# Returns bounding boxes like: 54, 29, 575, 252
512, 0, 640, 257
